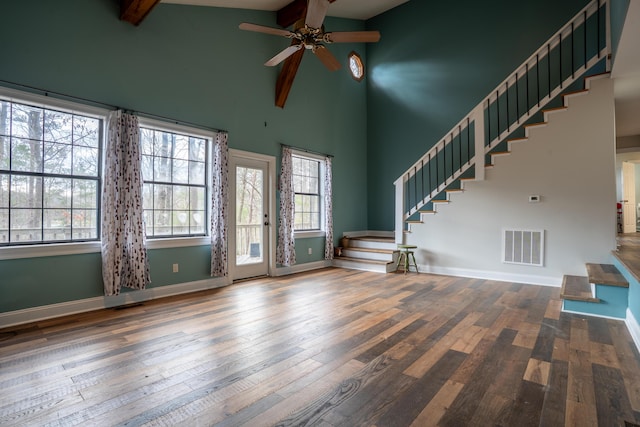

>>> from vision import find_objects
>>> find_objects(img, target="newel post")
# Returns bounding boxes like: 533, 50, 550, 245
473, 104, 485, 181
394, 177, 405, 244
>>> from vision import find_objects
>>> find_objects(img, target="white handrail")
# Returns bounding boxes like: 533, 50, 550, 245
394, 0, 609, 243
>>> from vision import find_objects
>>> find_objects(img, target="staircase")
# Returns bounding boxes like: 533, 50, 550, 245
332, 234, 399, 273
561, 262, 629, 319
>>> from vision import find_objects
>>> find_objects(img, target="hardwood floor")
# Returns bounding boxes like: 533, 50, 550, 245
1, 268, 640, 426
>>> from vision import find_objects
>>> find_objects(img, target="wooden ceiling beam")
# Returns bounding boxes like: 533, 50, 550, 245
276, 0, 307, 28
120, 0, 161, 26
277, 0, 337, 28
275, 43, 305, 108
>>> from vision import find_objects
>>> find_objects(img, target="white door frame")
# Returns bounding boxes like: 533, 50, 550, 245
622, 161, 637, 234
229, 149, 276, 280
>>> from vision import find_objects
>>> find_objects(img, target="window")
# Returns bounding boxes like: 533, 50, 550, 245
140, 124, 209, 238
348, 51, 365, 82
292, 154, 321, 231
0, 98, 102, 245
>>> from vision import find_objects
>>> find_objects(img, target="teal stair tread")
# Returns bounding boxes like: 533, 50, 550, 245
561, 275, 600, 303
585, 263, 629, 288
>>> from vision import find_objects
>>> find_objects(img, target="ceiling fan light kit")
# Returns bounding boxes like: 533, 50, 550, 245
239, 0, 380, 107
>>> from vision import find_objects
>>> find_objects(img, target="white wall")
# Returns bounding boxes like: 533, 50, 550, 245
407, 78, 617, 286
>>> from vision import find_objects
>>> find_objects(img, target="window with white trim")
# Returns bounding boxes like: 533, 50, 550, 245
0, 98, 102, 245
140, 124, 209, 238
292, 154, 322, 232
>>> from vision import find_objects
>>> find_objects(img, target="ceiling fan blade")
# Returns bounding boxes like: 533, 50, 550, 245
265, 43, 303, 67
239, 22, 294, 38
325, 31, 381, 43
313, 45, 341, 71
276, 44, 305, 108
305, 0, 330, 29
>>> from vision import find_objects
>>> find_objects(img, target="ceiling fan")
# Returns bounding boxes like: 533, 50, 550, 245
239, 0, 381, 108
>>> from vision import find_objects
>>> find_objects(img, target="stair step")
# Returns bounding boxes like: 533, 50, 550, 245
446, 189, 464, 193
562, 89, 588, 100
346, 235, 397, 251
561, 275, 599, 303
507, 137, 528, 143
419, 209, 436, 215
332, 256, 397, 273
342, 247, 396, 254
348, 236, 394, 242
335, 256, 392, 265
491, 151, 511, 157
341, 247, 397, 262
543, 106, 568, 114
586, 263, 629, 287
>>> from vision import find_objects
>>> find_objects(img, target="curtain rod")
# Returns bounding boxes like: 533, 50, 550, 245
280, 143, 333, 158
0, 79, 227, 134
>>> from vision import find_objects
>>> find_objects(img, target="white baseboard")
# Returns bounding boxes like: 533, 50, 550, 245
274, 260, 332, 276
417, 264, 562, 287
561, 305, 625, 321
626, 308, 640, 354
0, 276, 231, 329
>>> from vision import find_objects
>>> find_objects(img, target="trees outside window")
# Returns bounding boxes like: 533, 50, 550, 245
0, 100, 101, 244
140, 127, 208, 237
292, 155, 321, 231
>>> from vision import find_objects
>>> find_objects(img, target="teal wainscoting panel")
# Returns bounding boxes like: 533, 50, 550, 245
612, 256, 640, 321
563, 284, 628, 319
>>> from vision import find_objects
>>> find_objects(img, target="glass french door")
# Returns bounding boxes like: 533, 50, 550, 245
230, 154, 271, 280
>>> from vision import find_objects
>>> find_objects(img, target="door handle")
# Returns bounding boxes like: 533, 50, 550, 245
264, 221, 270, 226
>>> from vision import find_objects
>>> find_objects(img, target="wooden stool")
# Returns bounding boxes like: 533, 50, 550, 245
396, 244, 418, 274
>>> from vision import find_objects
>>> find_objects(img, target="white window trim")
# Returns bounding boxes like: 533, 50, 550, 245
0, 87, 110, 259
0, 87, 109, 119
291, 150, 326, 239
138, 117, 215, 247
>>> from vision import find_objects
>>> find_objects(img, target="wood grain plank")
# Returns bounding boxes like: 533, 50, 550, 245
539, 359, 568, 427
1, 268, 639, 426
523, 358, 551, 385
409, 380, 465, 427
374, 350, 467, 426
592, 363, 639, 426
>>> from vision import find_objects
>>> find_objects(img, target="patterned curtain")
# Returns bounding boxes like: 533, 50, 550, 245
101, 110, 150, 296
276, 146, 296, 266
324, 156, 334, 260
211, 131, 229, 277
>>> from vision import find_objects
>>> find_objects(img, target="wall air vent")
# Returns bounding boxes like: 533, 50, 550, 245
503, 229, 544, 266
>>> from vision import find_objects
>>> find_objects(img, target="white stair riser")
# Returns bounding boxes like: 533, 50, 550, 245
332, 258, 396, 273
341, 249, 397, 262
347, 240, 397, 250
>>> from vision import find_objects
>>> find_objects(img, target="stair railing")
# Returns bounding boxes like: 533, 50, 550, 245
394, 0, 610, 243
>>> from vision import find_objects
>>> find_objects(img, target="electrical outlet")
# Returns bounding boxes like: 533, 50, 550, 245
308, 248, 312, 255
172, 263, 179, 273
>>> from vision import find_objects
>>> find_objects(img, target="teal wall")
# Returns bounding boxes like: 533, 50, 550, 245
0, 0, 368, 312
610, 0, 631, 64
365, 0, 593, 229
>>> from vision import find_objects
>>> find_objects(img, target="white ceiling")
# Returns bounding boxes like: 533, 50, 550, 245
161, 0, 409, 20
